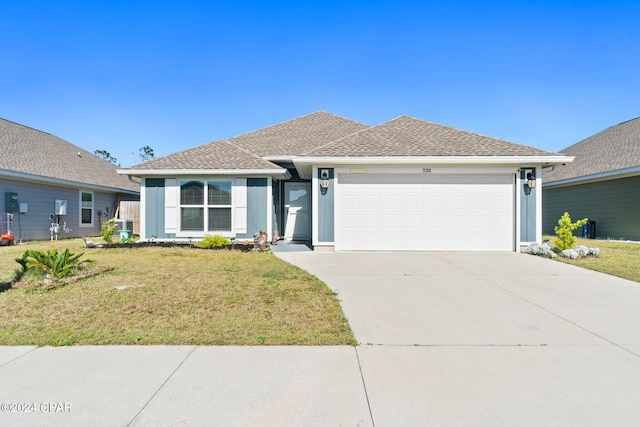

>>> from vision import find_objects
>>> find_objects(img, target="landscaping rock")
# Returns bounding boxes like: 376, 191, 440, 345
575, 245, 589, 257
560, 245, 600, 259
522, 242, 557, 258
561, 249, 580, 259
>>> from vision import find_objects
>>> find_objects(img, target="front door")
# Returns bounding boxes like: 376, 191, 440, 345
284, 182, 311, 240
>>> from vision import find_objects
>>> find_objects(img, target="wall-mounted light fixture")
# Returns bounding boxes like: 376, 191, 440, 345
320, 169, 329, 195
525, 169, 536, 189
523, 169, 536, 196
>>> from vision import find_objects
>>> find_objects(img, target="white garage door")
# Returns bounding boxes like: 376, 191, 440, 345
336, 174, 515, 251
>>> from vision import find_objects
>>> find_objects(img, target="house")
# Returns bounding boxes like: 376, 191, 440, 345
542, 117, 640, 241
118, 111, 571, 251
0, 118, 140, 242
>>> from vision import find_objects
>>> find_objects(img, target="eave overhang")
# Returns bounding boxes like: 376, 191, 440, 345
291, 156, 574, 179
0, 169, 140, 195
543, 165, 640, 189
117, 168, 291, 179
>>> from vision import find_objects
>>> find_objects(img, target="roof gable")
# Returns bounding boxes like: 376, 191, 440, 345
544, 117, 640, 183
227, 111, 370, 157
132, 139, 283, 170
305, 115, 561, 157
0, 118, 139, 192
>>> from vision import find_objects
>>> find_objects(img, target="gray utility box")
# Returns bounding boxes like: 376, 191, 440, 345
114, 219, 133, 232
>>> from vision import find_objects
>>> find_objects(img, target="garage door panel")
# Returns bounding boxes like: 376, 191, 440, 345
337, 174, 514, 251
362, 194, 381, 209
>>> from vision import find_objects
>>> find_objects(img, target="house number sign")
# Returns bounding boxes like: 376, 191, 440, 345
422, 168, 432, 173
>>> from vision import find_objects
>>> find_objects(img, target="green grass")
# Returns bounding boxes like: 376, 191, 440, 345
543, 236, 640, 283
0, 239, 356, 346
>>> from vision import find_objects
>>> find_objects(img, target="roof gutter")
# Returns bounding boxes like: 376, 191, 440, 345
291, 155, 573, 178
0, 169, 140, 195
292, 155, 574, 166
117, 168, 291, 179
543, 165, 640, 188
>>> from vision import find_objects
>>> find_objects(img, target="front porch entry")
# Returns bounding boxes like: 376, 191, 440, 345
283, 181, 311, 240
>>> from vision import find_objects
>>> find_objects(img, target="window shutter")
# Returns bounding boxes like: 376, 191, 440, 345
165, 179, 178, 233
234, 178, 247, 234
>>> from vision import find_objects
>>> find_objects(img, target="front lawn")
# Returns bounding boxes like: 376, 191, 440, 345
0, 239, 355, 346
543, 236, 640, 283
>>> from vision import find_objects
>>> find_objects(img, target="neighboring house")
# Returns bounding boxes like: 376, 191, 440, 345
119, 111, 571, 251
0, 118, 140, 242
542, 117, 640, 240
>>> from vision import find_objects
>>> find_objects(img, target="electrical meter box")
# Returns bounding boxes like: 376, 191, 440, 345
55, 199, 67, 216
5, 192, 18, 213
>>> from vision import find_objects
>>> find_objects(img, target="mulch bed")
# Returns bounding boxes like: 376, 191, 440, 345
94, 241, 269, 252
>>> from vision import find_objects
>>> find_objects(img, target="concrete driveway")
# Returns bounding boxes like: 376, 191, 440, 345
276, 251, 640, 426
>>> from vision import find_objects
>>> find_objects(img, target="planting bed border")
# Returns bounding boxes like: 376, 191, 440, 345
93, 241, 268, 252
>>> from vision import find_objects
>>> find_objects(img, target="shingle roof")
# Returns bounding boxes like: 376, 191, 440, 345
132, 139, 283, 170
227, 111, 370, 157
305, 115, 561, 157
0, 118, 139, 192
125, 111, 563, 173
544, 117, 640, 183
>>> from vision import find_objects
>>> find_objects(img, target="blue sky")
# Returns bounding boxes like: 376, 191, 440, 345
2, 0, 639, 167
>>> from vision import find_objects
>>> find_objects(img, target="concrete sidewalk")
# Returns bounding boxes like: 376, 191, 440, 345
1, 252, 639, 426
0, 346, 370, 426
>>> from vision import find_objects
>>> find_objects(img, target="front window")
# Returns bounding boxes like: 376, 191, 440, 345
180, 180, 232, 233
208, 181, 231, 232
80, 191, 93, 226
180, 181, 204, 231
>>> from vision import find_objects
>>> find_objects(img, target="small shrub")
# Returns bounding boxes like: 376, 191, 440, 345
18, 249, 92, 278
195, 235, 231, 249
13, 251, 30, 281
101, 219, 117, 243
554, 212, 588, 251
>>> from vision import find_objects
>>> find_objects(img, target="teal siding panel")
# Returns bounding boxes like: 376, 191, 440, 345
317, 168, 335, 242
542, 175, 640, 240
145, 178, 169, 238
520, 170, 537, 241
237, 178, 267, 239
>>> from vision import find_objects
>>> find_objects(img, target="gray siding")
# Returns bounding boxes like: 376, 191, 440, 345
543, 175, 640, 240
1, 177, 123, 241
520, 169, 536, 242
237, 178, 267, 239
317, 168, 335, 242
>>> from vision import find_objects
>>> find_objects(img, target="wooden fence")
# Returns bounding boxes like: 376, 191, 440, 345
118, 200, 140, 235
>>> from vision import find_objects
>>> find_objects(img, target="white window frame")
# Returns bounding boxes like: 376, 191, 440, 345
207, 180, 233, 234
79, 191, 94, 227
178, 179, 233, 236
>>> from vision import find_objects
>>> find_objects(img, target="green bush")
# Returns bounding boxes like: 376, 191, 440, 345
554, 212, 588, 251
195, 235, 231, 249
17, 249, 92, 278
13, 251, 31, 282
100, 219, 117, 243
